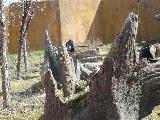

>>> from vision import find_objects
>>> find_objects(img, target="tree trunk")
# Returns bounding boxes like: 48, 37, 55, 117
17, 40, 23, 80
0, 0, 10, 108
23, 37, 28, 72
17, 0, 34, 79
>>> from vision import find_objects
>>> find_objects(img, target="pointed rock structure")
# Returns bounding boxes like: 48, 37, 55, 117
40, 13, 160, 120
44, 69, 68, 120
89, 12, 160, 120
89, 12, 139, 120
58, 45, 77, 97
41, 31, 62, 86
45, 31, 62, 83
41, 31, 78, 97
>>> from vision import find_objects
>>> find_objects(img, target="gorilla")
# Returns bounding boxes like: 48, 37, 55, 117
65, 40, 75, 53
139, 44, 158, 63
154, 14, 160, 21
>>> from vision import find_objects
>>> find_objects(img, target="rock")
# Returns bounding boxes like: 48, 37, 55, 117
68, 52, 81, 80
155, 44, 160, 57
80, 64, 92, 81
89, 12, 140, 120
41, 30, 62, 86
43, 69, 68, 120
83, 62, 102, 71
41, 13, 160, 120
58, 44, 77, 97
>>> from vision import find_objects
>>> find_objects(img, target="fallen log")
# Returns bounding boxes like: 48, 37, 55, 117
79, 56, 104, 63
68, 52, 81, 81
76, 48, 100, 60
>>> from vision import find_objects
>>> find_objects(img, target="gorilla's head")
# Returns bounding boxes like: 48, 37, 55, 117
66, 39, 75, 53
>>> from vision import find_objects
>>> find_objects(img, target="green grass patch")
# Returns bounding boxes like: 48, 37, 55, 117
0, 50, 44, 120
143, 105, 160, 120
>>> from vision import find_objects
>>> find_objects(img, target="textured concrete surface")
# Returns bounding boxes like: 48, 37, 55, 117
7, 0, 160, 53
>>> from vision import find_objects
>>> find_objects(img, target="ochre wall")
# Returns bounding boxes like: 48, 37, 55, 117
138, 0, 160, 42
59, 0, 101, 43
87, 0, 160, 43
7, 0, 160, 53
8, 1, 58, 53
97, 0, 138, 43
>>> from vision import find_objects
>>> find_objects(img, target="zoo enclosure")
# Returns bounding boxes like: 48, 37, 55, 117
7, 0, 160, 53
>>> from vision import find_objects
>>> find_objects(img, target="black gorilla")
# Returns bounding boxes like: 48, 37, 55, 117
66, 40, 75, 53
139, 44, 158, 63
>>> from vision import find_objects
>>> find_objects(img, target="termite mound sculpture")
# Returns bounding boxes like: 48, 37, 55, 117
40, 12, 160, 120
89, 12, 160, 120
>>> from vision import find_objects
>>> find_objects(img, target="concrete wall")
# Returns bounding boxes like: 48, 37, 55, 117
59, 0, 101, 43
138, 0, 160, 42
87, 0, 160, 43
8, 1, 58, 53
7, 0, 160, 53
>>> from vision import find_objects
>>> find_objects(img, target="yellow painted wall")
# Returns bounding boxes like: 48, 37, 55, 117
7, 0, 160, 53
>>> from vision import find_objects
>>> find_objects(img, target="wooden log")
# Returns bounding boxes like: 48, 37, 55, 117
79, 56, 103, 63
41, 31, 62, 87
46, 31, 62, 83
76, 48, 100, 60
68, 52, 81, 81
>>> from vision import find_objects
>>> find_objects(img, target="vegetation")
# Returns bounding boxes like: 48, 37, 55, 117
0, 50, 44, 120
